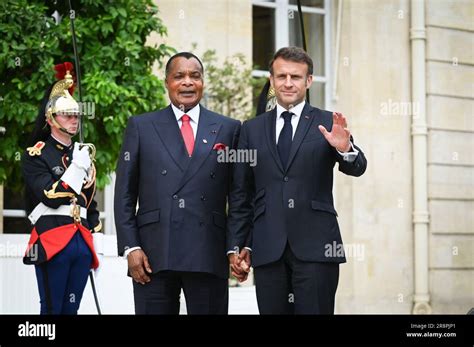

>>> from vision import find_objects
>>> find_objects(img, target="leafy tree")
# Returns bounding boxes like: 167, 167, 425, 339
0, 0, 174, 191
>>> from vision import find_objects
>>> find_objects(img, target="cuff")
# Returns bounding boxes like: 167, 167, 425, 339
337, 141, 359, 162
227, 247, 252, 255
123, 246, 141, 258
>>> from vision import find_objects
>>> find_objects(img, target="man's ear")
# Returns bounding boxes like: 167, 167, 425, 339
269, 75, 274, 88
164, 77, 169, 90
306, 74, 313, 89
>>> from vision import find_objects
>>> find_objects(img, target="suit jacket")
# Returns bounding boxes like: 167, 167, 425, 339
227, 103, 367, 267
114, 105, 241, 279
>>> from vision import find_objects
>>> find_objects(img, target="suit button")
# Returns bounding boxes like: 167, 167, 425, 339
210, 172, 215, 178
161, 169, 167, 175
200, 195, 206, 201
283, 176, 289, 182
173, 194, 178, 200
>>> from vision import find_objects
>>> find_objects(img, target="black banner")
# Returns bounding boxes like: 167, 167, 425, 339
0, 314, 472, 345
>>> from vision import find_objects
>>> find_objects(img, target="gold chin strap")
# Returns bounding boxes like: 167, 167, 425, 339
49, 115, 78, 136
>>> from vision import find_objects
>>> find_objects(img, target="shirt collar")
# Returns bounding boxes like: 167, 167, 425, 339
171, 103, 200, 124
50, 134, 72, 150
276, 100, 306, 119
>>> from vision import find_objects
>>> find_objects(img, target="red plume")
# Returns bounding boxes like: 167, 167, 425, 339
53, 62, 75, 95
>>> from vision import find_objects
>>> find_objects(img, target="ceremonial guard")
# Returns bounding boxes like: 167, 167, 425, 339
22, 62, 103, 314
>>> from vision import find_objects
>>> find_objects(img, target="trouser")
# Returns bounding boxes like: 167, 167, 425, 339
35, 232, 92, 314
133, 270, 229, 314
254, 242, 339, 314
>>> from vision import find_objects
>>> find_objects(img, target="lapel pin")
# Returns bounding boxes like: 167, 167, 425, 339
304, 115, 309, 119
203, 139, 208, 144
211, 130, 217, 134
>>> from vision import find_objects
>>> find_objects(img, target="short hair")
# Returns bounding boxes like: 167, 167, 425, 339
269, 46, 313, 76
165, 52, 204, 77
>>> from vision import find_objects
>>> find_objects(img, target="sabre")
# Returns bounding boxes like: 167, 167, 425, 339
67, 0, 102, 315
68, 0, 84, 143
89, 271, 102, 315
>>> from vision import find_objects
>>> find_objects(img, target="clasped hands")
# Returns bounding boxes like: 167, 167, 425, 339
128, 248, 251, 284
228, 249, 251, 283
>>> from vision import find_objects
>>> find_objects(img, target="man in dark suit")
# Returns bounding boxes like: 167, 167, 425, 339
114, 52, 240, 314
227, 47, 367, 314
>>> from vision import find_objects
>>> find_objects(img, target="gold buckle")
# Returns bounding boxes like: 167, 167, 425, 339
70, 198, 81, 224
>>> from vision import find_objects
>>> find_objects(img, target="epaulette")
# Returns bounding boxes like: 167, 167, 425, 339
26, 141, 45, 156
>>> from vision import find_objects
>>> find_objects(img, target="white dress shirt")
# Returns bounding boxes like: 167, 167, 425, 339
171, 103, 200, 139
275, 101, 305, 141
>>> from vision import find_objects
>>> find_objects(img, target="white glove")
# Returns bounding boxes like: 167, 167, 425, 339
72, 143, 92, 171
60, 162, 87, 194
93, 232, 104, 278
60, 143, 92, 194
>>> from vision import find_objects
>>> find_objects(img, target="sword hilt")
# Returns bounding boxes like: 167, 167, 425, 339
78, 143, 96, 161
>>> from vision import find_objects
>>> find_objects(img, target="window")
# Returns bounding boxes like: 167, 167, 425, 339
253, 5, 276, 71
252, 0, 331, 109
289, 0, 324, 7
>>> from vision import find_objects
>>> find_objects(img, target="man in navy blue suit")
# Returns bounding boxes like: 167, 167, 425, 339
114, 52, 240, 314
227, 47, 367, 314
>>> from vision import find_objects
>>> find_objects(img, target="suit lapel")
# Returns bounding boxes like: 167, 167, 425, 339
264, 108, 284, 173
285, 103, 314, 172
151, 105, 189, 172
176, 106, 221, 190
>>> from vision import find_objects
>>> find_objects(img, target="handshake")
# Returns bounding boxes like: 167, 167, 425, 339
228, 248, 251, 282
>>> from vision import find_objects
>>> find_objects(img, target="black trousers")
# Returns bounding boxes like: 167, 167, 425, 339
254, 243, 339, 314
133, 270, 228, 314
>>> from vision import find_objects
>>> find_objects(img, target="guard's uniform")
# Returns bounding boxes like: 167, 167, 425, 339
22, 136, 101, 314
22, 62, 102, 315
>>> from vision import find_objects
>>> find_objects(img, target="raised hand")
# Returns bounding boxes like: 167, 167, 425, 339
318, 112, 351, 152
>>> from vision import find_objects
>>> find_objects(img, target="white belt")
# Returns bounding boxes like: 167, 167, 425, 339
28, 202, 87, 225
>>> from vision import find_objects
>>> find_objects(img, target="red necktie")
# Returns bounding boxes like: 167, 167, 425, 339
180, 114, 194, 157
